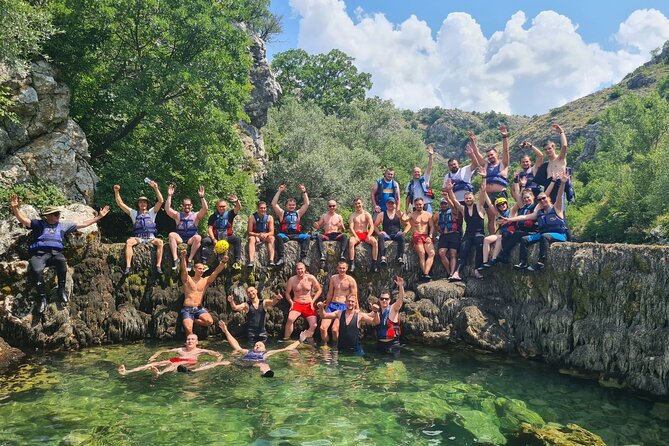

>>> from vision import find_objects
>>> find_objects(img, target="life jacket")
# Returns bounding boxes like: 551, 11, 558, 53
280, 210, 301, 234
438, 209, 458, 233
406, 176, 434, 204
241, 350, 266, 362
132, 211, 157, 238
377, 307, 401, 340
253, 212, 269, 233
375, 178, 399, 211
537, 206, 566, 234
515, 204, 537, 231
212, 211, 233, 237
497, 208, 515, 235
29, 221, 65, 252
448, 170, 474, 193
176, 212, 198, 238
486, 163, 508, 188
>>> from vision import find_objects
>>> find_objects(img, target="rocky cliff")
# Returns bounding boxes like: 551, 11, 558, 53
1, 229, 668, 395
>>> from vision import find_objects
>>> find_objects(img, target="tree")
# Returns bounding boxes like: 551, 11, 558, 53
272, 48, 372, 115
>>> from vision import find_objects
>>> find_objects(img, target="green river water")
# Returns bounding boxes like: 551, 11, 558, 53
1, 341, 667, 445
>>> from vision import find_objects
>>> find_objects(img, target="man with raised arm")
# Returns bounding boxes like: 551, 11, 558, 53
246, 201, 276, 267
320, 261, 358, 345
470, 126, 511, 235
272, 183, 310, 266
313, 200, 348, 266
402, 197, 435, 281
371, 168, 401, 218
348, 198, 379, 273
113, 181, 164, 275
227, 286, 282, 346
533, 124, 569, 203
165, 184, 208, 271
179, 249, 228, 336
283, 262, 322, 341
374, 197, 406, 265
434, 195, 461, 279
372, 276, 405, 358
443, 143, 479, 205
201, 195, 242, 270
514, 141, 544, 198
317, 295, 377, 356
118, 333, 222, 377
405, 144, 435, 213
10, 194, 110, 313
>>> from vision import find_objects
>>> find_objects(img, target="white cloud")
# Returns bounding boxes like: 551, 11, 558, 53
288, 0, 669, 115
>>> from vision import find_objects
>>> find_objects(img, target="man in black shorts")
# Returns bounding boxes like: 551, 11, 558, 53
433, 196, 461, 278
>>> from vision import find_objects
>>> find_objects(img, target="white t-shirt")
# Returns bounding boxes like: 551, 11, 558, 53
407, 173, 433, 204
444, 165, 475, 202
130, 208, 157, 239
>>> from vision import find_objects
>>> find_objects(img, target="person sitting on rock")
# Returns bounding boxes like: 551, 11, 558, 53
402, 197, 435, 281
179, 249, 228, 336
227, 286, 282, 347
313, 200, 348, 266
405, 144, 435, 213
271, 183, 310, 266
118, 333, 222, 377
480, 195, 515, 270
371, 168, 401, 218
371, 275, 405, 358
246, 201, 275, 267
9, 194, 110, 313
165, 184, 208, 271
283, 262, 322, 341
514, 141, 544, 198
113, 181, 164, 275
348, 198, 379, 273
317, 294, 377, 356
433, 195, 461, 279
442, 143, 479, 205
373, 197, 406, 265
201, 195, 242, 270
498, 171, 569, 271
320, 261, 358, 345
497, 179, 538, 264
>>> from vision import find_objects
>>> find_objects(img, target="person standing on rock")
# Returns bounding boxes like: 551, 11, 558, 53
402, 197, 435, 281
312, 200, 348, 266
317, 295, 377, 356
283, 262, 321, 341
514, 141, 544, 198
9, 194, 110, 313
227, 286, 282, 347
373, 197, 406, 266
272, 183, 310, 266
246, 201, 276, 267
165, 184, 208, 271
320, 261, 358, 345
434, 196, 461, 279
371, 168, 401, 218
405, 144, 435, 213
371, 275, 405, 358
532, 124, 570, 204
179, 249, 228, 336
201, 196, 242, 270
348, 198, 379, 273
113, 182, 164, 275
442, 143, 480, 205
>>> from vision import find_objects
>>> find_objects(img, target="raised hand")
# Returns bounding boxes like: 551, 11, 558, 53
227, 295, 234, 303
499, 125, 509, 138
113, 184, 121, 192
198, 185, 205, 198
444, 178, 453, 191
278, 184, 287, 193
179, 249, 187, 259
168, 184, 175, 196
465, 144, 474, 155
298, 183, 307, 193
394, 275, 405, 287
520, 141, 531, 149
149, 180, 158, 189
478, 166, 487, 177
560, 170, 570, 182
10, 194, 20, 207
520, 176, 528, 187
229, 194, 238, 203
551, 123, 564, 134
371, 303, 380, 312
221, 254, 229, 264
552, 171, 560, 181
99, 205, 111, 218
426, 144, 434, 156
467, 131, 475, 143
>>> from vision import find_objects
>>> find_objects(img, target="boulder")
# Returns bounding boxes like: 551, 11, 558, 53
0, 337, 25, 371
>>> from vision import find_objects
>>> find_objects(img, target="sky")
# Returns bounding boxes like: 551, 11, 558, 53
267, 0, 669, 116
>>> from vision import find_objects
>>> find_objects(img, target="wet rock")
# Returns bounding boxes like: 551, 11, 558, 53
512, 422, 606, 446
0, 337, 25, 371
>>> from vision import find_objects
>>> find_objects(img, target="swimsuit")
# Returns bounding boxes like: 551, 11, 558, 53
326, 302, 347, 313
291, 301, 317, 318
169, 357, 197, 363
355, 231, 369, 242
180, 306, 209, 320
412, 233, 430, 245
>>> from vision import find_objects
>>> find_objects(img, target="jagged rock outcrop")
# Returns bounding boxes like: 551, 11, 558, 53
0, 61, 98, 203
0, 337, 25, 371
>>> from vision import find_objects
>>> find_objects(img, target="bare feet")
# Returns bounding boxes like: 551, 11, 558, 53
151, 366, 159, 377
299, 330, 308, 343
118, 364, 126, 375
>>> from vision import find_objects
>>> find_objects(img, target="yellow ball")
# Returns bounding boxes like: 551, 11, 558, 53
214, 239, 230, 254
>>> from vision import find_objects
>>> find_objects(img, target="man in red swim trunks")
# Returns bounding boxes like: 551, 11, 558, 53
403, 197, 435, 281
283, 262, 322, 341
117, 333, 222, 376
348, 198, 378, 273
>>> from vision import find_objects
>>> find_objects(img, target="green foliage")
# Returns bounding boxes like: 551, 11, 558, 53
0, 0, 55, 69
0, 179, 69, 218
272, 48, 372, 115
607, 86, 623, 100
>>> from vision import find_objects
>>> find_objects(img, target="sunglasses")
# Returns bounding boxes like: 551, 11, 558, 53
328, 205, 336, 208
379, 297, 390, 301
538, 197, 548, 202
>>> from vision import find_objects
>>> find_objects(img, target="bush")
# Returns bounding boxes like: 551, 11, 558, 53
0, 179, 69, 218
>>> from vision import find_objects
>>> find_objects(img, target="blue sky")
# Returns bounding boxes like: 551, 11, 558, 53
266, 0, 669, 115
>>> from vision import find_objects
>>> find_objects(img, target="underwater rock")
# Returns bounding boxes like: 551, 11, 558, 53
0, 337, 25, 371
512, 422, 606, 446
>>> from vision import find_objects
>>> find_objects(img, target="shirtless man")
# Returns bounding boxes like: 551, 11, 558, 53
283, 262, 322, 340
320, 261, 358, 344
402, 197, 435, 281
470, 126, 510, 235
227, 286, 282, 346
118, 333, 222, 376
114, 181, 164, 275
165, 184, 208, 270
533, 124, 569, 204
317, 295, 377, 355
313, 200, 348, 265
246, 201, 275, 267
514, 141, 544, 198
179, 249, 228, 335
348, 198, 378, 273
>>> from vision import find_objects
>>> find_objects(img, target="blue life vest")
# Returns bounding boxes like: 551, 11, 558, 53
498, 209, 515, 235
486, 163, 508, 188
177, 212, 198, 238
438, 209, 458, 233
241, 350, 266, 362
30, 221, 65, 252
448, 171, 474, 193
280, 210, 300, 234
516, 204, 537, 231
406, 176, 434, 204
253, 212, 269, 233
376, 307, 401, 340
133, 211, 157, 237
375, 178, 399, 211
213, 211, 233, 237
537, 207, 566, 234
